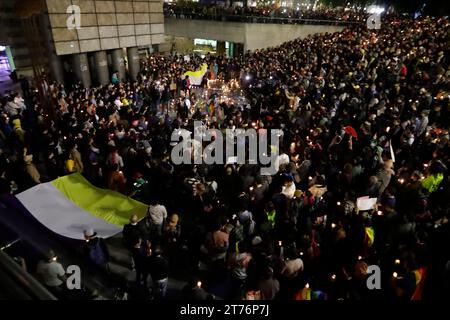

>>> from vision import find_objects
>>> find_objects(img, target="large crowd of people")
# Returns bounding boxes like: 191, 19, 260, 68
164, 3, 368, 23
1, 13, 449, 300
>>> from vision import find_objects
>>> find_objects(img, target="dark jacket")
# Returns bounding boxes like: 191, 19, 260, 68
149, 254, 169, 281
84, 237, 110, 268
122, 223, 142, 249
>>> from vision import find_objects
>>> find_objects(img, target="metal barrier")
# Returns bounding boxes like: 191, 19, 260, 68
0, 250, 57, 300
164, 10, 363, 26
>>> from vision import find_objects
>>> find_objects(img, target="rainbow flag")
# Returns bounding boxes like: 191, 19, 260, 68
411, 268, 427, 300
294, 288, 311, 300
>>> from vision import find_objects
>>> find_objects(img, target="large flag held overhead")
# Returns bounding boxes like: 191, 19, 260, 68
16, 173, 148, 240
184, 63, 208, 86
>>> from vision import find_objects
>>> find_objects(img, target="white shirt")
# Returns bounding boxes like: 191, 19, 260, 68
184, 98, 191, 108
274, 153, 290, 172
282, 182, 296, 199
14, 97, 26, 109
5, 101, 21, 116
114, 98, 123, 110
37, 261, 65, 287
283, 258, 304, 278
148, 204, 168, 225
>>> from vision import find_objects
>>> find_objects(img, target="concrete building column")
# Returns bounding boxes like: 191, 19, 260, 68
127, 47, 140, 82
235, 43, 245, 57
40, 12, 64, 84
49, 56, 64, 84
217, 41, 226, 56
72, 53, 91, 88
111, 49, 126, 82
88, 54, 96, 84
94, 51, 109, 86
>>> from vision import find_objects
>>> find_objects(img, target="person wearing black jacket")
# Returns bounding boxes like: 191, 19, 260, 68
122, 214, 141, 250
149, 246, 169, 300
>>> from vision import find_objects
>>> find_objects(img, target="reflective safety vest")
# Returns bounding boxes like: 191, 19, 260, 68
422, 173, 444, 193
364, 227, 375, 248
266, 210, 276, 229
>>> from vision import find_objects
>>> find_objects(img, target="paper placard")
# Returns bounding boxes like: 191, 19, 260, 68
389, 140, 395, 163
357, 197, 377, 211
227, 156, 238, 164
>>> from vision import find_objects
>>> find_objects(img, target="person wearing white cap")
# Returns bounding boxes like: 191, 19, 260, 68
83, 228, 110, 271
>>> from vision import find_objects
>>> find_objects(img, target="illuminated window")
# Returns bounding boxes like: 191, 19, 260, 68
194, 39, 217, 47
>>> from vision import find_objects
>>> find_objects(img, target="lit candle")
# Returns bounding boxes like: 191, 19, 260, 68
279, 241, 284, 259
337, 201, 341, 206
305, 283, 310, 289
331, 223, 336, 229
197, 281, 202, 288
377, 210, 383, 216
331, 274, 337, 281
393, 272, 398, 278
358, 255, 362, 261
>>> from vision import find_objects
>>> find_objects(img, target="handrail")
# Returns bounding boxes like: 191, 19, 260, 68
0, 238, 22, 251
164, 11, 364, 26
0, 250, 57, 300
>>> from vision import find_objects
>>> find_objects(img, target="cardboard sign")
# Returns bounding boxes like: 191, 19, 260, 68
357, 197, 377, 211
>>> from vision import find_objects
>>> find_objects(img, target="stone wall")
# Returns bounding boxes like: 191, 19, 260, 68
46, 0, 165, 55
165, 17, 345, 52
